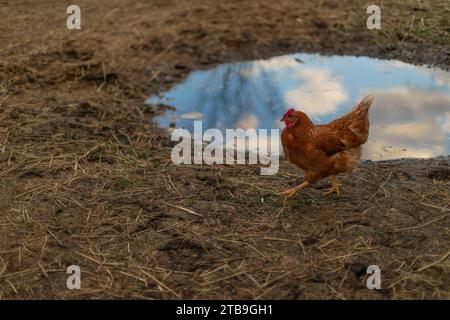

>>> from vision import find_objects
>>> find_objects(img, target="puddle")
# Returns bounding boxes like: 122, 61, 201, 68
146, 53, 450, 160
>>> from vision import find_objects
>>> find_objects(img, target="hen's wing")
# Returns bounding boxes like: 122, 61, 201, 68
311, 95, 373, 156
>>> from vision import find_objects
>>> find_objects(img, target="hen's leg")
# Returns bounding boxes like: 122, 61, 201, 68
323, 175, 340, 195
277, 181, 309, 198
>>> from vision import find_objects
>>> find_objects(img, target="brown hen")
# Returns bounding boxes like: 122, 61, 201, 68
278, 95, 374, 197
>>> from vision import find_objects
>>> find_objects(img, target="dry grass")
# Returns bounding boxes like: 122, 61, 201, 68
0, 0, 449, 299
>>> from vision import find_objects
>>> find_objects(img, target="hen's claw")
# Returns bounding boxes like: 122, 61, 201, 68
277, 189, 298, 198
323, 176, 341, 196
323, 185, 340, 195
277, 181, 309, 198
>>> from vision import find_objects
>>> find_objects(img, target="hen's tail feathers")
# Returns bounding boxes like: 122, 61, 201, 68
354, 95, 374, 112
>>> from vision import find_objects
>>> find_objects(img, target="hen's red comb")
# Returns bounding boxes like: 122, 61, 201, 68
283, 108, 296, 117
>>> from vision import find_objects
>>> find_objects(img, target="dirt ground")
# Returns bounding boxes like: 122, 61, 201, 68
0, 0, 449, 299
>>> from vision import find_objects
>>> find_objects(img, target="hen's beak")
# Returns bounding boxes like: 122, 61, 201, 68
280, 117, 284, 122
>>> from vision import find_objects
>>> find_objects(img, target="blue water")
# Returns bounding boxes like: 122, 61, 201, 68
146, 53, 450, 160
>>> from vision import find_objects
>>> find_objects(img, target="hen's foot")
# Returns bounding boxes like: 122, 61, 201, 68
323, 185, 340, 195
323, 176, 341, 196
277, 181, 309, 198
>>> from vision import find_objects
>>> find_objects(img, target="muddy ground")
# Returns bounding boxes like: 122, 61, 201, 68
0, 0, 449, 299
